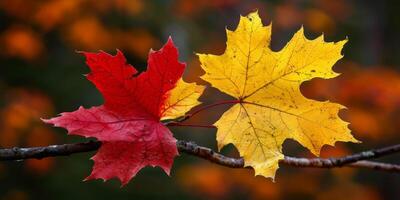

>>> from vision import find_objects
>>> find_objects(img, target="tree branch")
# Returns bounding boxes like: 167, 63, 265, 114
0, 140, 399, 172
177, 141, 400, 172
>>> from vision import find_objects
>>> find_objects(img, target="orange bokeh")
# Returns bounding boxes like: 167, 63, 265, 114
0, 89, 57, 174
1, 26, 44, 61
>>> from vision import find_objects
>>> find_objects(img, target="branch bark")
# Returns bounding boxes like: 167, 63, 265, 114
0, 140, 399, 172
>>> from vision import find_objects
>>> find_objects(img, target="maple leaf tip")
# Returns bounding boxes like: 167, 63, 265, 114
89, 155, 96, 161
76, 51, 94, 58
341, 37, 349, 45
83, 173, 110, 184
248, 10, 259, 18
252, 167, 277, 182
351, 138, 362, 144
82, 175, 92, 182
75, 49, 90, 55
162, 166, 172, 176
299, 25, 305, 32
119, 179, 131, 187
165, 36, 175, 47
321, 33, 325, 40
115, 49, 128, 59
40, 117, 52, 124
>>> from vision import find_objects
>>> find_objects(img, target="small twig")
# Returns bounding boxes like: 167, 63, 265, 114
347, 161, 400, 172
167, 123, 216, 128
163, 100, 239, 128
0, 140, 399, 173
182, 100, 241, 121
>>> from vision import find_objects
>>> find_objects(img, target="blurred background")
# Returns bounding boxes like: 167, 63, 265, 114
0, 0, 399, 199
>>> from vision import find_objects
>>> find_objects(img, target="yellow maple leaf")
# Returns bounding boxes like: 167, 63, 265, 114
198, 11, 359, 179
161, 78, 205, 120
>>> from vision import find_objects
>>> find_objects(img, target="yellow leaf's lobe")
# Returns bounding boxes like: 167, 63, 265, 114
198, 11, 359, 180
199, 11, 272, 98
161, 78, 205, 120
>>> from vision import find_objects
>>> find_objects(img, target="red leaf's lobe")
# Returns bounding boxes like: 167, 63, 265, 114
44, 38, 184, 185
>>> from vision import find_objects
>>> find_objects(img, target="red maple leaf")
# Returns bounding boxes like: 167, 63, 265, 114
44, 38, 184, 185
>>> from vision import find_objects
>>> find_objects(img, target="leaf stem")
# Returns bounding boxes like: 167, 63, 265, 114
167, 123, 216, 128
181, 100, 241, 122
